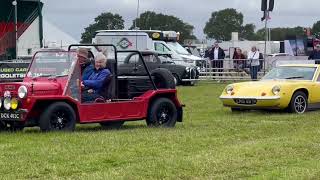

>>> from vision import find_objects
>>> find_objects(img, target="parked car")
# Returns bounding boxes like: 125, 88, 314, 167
0, 45, 184, 131
220, 64, 320, 114
118, 51, 199, 86
268, 53, 293, 57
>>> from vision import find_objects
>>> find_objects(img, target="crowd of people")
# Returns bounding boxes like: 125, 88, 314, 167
204, 42, 264, 80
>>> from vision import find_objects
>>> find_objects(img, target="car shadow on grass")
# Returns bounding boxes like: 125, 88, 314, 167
18, 123, 148, 133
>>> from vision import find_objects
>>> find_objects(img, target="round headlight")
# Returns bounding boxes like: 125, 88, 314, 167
4, 98, 11, 110
11, 98, 18, 110
18, 85, 28, 99
0, 98, 2, 108
226, 85, 234, 94
272, 85, 281, 95
185, 67, 190, 72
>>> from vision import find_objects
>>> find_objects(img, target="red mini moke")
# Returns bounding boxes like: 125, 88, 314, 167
0, 44, 183, 131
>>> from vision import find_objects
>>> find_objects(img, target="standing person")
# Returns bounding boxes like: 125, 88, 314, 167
308, 44, 320, 64
248, 46, 260, 80
204, 42, 225, 77
232, 48, 246, 71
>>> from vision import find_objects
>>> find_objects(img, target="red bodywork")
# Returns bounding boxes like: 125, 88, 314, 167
0, 51, 183, 125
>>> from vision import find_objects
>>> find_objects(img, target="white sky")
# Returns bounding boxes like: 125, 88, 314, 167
41, 0, 320, 41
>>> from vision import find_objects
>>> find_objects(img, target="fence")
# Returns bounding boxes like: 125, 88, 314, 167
175, 57, 313, 82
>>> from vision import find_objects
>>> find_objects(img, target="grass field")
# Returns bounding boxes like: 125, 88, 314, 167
1, 83, 320, 179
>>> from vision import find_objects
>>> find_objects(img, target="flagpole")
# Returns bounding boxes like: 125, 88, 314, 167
13, 0, 18, 59
264, 10, 268, 75
135, 0, 140, 29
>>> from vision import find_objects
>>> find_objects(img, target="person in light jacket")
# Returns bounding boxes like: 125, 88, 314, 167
248, 46, 260, 80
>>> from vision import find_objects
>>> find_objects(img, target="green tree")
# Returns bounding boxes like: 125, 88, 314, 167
312, 21, 320, 35
240, 24, 256, 40
131, 11, 196, 43
255, 26, 305, 41
204, 8, 254, 41
81, 12, 124, 43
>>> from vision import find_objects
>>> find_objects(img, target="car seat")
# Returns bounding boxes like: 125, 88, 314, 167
96, 59, 116, 102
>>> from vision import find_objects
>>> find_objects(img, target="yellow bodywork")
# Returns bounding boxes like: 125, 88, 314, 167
220, 64, 320, 110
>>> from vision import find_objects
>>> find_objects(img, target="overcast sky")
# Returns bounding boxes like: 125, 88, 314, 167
41, 0, 320, 41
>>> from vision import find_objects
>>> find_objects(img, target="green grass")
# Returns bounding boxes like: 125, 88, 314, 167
2, 82, 320, 179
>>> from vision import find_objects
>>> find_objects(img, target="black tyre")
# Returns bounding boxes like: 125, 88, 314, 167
39, 102, 76, 132
100, 121, 124, 129
147, 98, 177, 127
288, 91, 308, 114
0, 121, 6, 132
231, 108, 242, 112
172, 74, 181, 86
151, 68, 176, 89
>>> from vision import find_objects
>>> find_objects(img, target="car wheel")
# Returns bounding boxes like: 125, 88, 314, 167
0, 121, 6, 132
151, 68, 176, 89
289, 91, 308, 114
147, 98, 177, 127
39, 102, 76, 132
231, 108, 242, 112
173, 74, 180, 86
100, 121, 124, 129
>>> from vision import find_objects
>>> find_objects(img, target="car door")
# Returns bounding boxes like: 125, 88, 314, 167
311, 71, 320, 104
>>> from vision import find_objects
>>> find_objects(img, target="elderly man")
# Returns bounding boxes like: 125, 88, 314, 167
81, 52, 111, 102
77, 48, 91, 73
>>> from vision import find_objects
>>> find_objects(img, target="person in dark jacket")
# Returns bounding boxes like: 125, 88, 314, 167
81, 53, 111, 102
77, 48, 91, 73
308, 44, 320, 64
204, 42, 225, 77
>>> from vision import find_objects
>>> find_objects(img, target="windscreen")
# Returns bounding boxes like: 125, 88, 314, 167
262, 66, 316, 80
167, 42, 191, 55
27, 51, 76, 78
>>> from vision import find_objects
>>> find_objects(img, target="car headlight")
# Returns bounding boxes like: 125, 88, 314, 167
0, 98, 2, 108
185, 67, 190, 72
11, 98, 19, 110
18, 85, 28, 99
226, 85, 234, 94
272, 85, 281, 95
4, 98, 11, 110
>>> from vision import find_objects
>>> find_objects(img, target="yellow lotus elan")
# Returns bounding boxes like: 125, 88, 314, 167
220, 64, 320, 114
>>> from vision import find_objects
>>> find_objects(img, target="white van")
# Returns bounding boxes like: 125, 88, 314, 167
93, 30, 202, 67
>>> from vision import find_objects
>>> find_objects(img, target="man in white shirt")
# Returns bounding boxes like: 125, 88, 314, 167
204, 42, 225, 77
248, 46, 260, 80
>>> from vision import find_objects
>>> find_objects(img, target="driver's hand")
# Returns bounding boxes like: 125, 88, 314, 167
80, 81, 85, 88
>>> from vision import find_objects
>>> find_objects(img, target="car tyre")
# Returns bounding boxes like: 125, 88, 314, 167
151, 68, 176, 89
288, 91, 308, 114
147, 98, 177, 127
173, 74, 181, 86
231, 108, 242, 112
100, 121, 124, 129
39, 102, 76, 132
0, 121, 6, 132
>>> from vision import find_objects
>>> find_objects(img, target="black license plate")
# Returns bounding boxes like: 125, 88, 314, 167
234, 99, 257, 105
0, 112, 21, 121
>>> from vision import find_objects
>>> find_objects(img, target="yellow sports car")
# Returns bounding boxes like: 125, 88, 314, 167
220, 64, 320, 114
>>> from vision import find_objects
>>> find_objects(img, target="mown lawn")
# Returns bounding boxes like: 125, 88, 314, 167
1, 82, 320, 179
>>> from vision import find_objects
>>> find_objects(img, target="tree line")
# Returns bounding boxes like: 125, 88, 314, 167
81, 8, 320, 43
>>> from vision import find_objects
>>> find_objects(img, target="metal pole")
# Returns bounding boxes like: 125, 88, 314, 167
13, 0, 18, 59
135, 0, 140, 29
264, 10, 268, 75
